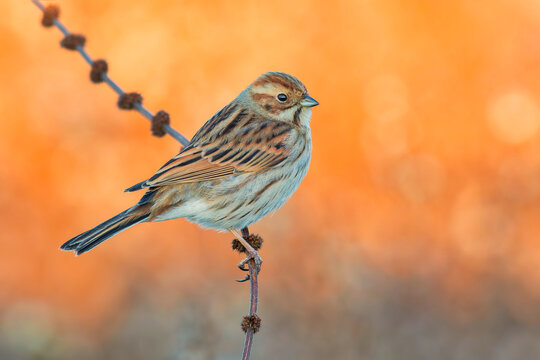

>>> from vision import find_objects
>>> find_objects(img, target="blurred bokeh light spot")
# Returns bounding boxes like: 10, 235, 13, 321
363, 74, 410, 157
487, 90, 540, 144
451, 185, 513, 259
393, 154, 446, 203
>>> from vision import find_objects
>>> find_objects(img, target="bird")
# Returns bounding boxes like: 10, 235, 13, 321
61, 72, 318, 273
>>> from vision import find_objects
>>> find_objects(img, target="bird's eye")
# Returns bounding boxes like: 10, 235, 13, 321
277, 93, 288, 102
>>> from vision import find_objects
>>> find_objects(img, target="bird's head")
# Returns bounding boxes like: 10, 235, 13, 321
246, 72, 318, 124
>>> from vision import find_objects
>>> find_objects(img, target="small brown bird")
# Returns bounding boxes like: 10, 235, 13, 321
61, 72, 318, 271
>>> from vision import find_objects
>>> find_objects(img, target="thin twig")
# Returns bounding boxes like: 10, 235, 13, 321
238, 228, 262, 360
242, 258, 259, 360
30, 0, 190, 146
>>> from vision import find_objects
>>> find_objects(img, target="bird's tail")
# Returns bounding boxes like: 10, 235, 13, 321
61, 206, 150, 255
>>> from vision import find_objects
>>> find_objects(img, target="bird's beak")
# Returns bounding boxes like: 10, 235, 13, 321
300, 94, 319, 107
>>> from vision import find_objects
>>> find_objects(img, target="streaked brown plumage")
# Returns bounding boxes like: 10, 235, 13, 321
61, 72, 318, 270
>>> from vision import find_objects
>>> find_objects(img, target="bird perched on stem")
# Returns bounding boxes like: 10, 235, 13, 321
61, 72, 318, 273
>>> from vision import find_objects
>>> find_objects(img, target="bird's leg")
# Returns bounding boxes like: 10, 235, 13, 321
236, 227, 251, 272
230, 227, 263, 280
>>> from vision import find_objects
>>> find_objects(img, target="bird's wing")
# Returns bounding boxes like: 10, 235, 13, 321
125, 113, 293, 191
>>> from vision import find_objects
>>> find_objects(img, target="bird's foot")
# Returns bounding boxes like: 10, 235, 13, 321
230, 227, 263, 282
236, 249, 263, 282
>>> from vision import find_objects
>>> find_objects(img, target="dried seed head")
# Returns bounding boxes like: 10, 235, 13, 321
232, 239, 245, 253
118, 92, 143, 110
232, 233, 264, 253
152, 111, 170, 137
42, 4, 60, 27
90, 59, 108, 83
241, 315, 261, 333
246, 234, 263, 250
61, 34, 86, 50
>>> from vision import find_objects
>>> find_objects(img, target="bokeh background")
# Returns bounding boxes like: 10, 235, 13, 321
1, 0, 540, 359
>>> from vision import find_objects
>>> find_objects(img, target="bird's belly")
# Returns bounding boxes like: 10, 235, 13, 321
158, 151, 311, 230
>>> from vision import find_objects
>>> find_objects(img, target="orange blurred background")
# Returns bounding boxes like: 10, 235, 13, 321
2, 0, 540, 358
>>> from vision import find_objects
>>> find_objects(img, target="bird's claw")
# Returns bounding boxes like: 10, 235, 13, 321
236, 274, 250, 282
236, 249, 262, 282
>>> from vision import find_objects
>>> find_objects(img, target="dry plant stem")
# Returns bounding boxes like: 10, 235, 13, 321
242, 259, 258, 360
241, 227, 259, 360
30, 0, 190, 146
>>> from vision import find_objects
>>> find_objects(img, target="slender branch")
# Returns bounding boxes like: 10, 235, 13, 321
242, 258, 259, 360
237, 228, 262, 360
31, 0, 190, 146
